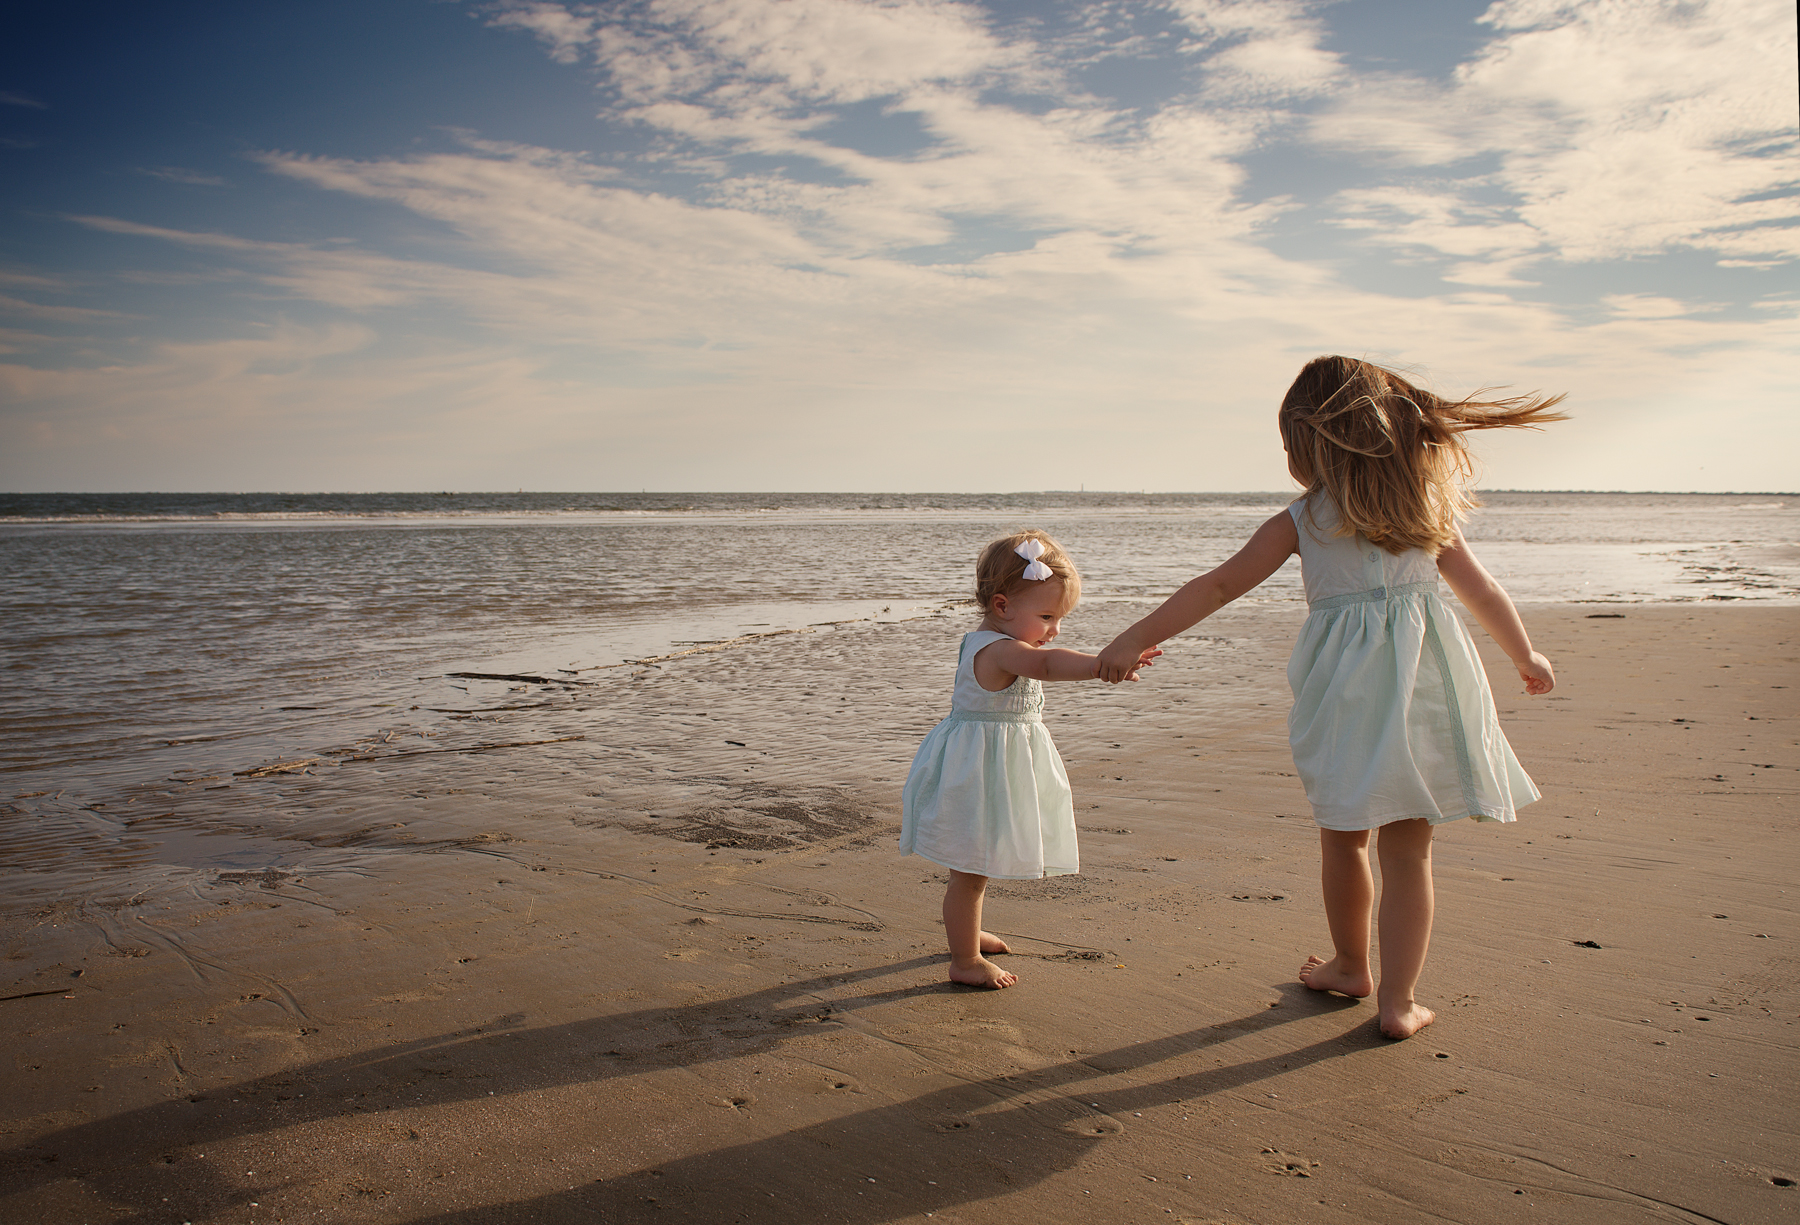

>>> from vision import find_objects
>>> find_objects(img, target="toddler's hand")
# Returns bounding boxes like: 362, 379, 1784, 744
1126, 646, 1162, 682
1515, 651, 1555, 696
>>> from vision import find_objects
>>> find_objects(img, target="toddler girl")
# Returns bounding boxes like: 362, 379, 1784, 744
1098, 356, 1566, 1037
902, 531, 1159, 989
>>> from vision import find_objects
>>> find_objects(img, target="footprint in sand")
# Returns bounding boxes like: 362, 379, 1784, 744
812, 1076, 863, 1095
1059, 1115, 1124, 1137
1261, 1147, 1320, 1176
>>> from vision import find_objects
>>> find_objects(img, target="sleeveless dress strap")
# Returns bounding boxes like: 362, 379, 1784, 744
959, 629, 1013, 661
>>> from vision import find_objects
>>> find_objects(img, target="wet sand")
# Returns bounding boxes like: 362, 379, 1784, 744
1, 604, 1796, 1223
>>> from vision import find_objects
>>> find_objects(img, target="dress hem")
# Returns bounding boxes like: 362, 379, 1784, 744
902, 847, 1079, 880
1310, 803, 1525, 832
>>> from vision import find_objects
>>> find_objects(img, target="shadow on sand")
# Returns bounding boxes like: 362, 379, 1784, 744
2, 957, 1381, 1222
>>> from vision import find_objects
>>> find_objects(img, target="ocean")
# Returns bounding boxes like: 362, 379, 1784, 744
3, 490, 1795, 897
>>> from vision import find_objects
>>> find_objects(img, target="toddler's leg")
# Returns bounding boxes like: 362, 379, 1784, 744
1299, 828, 1375, 999
1373, 818, 1436, 1039
943, 870, 1016, 988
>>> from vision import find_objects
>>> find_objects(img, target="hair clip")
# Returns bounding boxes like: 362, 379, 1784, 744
1015, 539, 1053, 581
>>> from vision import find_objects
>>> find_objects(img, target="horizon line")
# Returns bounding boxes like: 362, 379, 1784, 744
1, 489, 1795, 499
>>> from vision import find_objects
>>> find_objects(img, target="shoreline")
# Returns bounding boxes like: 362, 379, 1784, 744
1, 603, 1795, 1223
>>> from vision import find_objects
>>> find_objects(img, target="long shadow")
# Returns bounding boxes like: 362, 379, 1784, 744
404, 981, 1377, 1224
0, 954, 939, 1200
1, 959, 1371, 1223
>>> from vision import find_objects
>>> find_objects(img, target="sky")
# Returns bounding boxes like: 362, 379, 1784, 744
1, 0, 1796, 493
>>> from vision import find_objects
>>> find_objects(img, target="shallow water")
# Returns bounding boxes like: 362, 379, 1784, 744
2, 491, 1794, 895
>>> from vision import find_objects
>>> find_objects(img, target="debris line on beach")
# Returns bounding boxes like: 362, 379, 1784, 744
235, 758, 319, 778
340, 735, 586, 762
444, 672, 592, 686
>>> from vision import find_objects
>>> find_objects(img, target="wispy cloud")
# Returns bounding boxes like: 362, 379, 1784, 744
69, 215, 272, 253
0, 90, 48, 109
0, 294, 131, 323
138, 166, 229, 186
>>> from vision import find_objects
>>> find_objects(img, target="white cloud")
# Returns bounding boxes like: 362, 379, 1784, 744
1329, 186, 1542, 258
496, 0, 1025, 104
1311, 0, 1800, 265
1601, 293, 1713, 319
490, 2, 603, 64
1168, 0, 1342, 100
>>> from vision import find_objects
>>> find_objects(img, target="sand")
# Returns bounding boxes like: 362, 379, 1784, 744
1, 604, 1795, 1224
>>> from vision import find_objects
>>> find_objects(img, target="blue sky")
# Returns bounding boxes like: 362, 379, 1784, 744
2, 0, 1795, 492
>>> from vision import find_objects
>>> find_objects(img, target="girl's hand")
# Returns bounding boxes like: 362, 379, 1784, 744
1094, 643, 1166, 683
1115, 646, 1163, 683
1097, 636, 1156, 683
1515, 651, 1555, 695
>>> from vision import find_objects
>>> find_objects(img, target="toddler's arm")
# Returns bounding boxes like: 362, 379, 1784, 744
981, 639, 1160, 685
1436, 527, 1555, 695
1097, 509, 1298, 682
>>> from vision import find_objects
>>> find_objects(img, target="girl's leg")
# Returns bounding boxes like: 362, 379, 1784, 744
943, 870, 1016, 988
1373, 818, 1436, 1039
1299, 828, 1376, 998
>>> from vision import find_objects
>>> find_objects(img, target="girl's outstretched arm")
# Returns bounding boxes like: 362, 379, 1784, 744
1096, 509, 1298, 683
1436, 526, 1555, 695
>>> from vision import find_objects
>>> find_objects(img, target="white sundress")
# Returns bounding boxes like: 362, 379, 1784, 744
1287, 494, 1540, 831
900, 629, 1079, 879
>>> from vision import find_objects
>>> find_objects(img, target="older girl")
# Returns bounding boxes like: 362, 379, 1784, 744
1099, 356, 1566, 1037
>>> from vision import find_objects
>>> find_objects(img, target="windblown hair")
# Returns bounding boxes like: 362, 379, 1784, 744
1280, 356, 1568, 556
974, 530, 1081, 611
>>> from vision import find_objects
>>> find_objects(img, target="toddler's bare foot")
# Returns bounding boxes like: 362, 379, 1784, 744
1379, 1001, 1435, 1040
979, 931, 1011, 955
949, 957, 1017, 989
1298, 954, 1373, 998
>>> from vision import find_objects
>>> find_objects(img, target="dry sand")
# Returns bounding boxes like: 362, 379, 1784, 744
1, 604, 1795, 1224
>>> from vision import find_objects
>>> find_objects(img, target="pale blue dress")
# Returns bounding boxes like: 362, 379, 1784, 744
900, 630, 1079, 879
1288, 494, 1540, 831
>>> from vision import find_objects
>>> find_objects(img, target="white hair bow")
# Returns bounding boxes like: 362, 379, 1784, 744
1015, 539, 1053, 581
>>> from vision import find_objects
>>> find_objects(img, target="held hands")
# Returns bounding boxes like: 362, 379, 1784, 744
1515, 651, 1555, 696
1121, 646, 1163, 683
1097, 638, 1162, 684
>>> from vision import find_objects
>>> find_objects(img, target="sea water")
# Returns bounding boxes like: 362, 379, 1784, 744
2, 491, 1794, 887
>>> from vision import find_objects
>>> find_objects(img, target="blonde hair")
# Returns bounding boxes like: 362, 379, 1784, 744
974, 530, 1081, 611
1280, 356, 1568, 555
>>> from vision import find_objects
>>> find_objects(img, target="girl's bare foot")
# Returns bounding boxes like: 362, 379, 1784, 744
1379, 1001, 1435, 1039
979, 930, 1011, 955
949, 956, 1017, 989
1298, 954, 1373, 998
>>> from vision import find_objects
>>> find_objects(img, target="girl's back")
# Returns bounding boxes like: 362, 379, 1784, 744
1289, 493, 1438, 602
